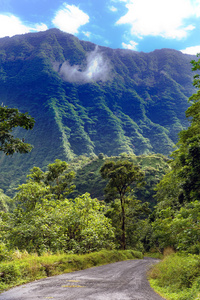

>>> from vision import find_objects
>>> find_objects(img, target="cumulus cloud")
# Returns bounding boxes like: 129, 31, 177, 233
53, 46, 110, 83
181, 45, 200, 55
116, 0, 200, 39
122, 40, 138, 50
52, 4, 89, 35
0, 14, 47, 38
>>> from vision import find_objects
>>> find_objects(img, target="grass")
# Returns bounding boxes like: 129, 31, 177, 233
144, 251, 163, 260
0, 249, 143, 293
148, 253, 200, 300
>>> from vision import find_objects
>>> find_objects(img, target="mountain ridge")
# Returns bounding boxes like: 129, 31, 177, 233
0, 28, 197, 194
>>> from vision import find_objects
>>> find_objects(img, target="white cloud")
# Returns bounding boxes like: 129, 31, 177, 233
83, 31, 91, 38
54, 46, 110, 83
33, 23, 48, 32
122, 40, 138, 50
109, 6, 118, 12
0, 14, 47, 38
52, 4, 89, 35
194, 0, 200, 16
115, 0, 200, 39
181, 45, 200, 55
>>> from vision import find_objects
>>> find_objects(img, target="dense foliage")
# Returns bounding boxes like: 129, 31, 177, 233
1, 155, 165, 255
1, 193, 115, 254
0, 160, 115, 254
0, 151, 171, 256
0, 106, 34, 155
151, 55, 200, 254
0, 189, 11, 212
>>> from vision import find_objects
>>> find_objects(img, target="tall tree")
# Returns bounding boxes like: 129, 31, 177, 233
100, 160, 144, 249
0, 106, 35, 155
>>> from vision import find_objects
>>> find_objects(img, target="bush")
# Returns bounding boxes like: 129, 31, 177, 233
0, 263, 21, 284
0, 243, 11, 262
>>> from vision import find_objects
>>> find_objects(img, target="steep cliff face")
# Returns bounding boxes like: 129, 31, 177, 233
0, 29, 196, 193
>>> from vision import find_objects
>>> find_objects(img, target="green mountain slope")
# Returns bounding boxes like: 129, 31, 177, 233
0, 29, 196, 194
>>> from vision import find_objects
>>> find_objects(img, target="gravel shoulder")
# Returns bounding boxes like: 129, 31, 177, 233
0, 257, 165, 300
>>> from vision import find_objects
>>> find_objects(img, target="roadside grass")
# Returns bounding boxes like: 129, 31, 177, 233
148, 253, 200, 300
144, 251, 163, 260
0, 249, 143, 293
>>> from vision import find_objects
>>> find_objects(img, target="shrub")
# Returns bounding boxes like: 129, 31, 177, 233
0, 243, 11, 262
149, 253, 200, 300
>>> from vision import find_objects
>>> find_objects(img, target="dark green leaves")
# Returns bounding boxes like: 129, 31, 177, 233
0, 107, 35, 155
100, 160, 145, 203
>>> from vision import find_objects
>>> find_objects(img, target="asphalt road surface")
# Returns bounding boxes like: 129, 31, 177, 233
0, 258, 165, 300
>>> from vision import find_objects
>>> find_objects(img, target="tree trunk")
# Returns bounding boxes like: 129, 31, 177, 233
121, 197, 126, 250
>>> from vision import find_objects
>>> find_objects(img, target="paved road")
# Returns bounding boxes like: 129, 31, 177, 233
0, 258, 165, 300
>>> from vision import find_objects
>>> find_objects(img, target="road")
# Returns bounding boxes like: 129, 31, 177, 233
0, 258, 165, 300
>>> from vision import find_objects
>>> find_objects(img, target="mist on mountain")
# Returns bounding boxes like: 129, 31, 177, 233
53, 46, 111, 83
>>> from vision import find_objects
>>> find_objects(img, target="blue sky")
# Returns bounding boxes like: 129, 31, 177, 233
0, 0, 200, 54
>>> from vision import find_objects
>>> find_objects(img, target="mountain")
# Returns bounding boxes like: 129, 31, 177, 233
0, 28, 196, 194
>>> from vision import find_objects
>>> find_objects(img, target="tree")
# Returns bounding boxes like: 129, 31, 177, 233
0, 106, 35, 155
45, 159, 75, 200
100, 160, 145, 249
14, 159, 76, 210
105, 197, 150, 251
